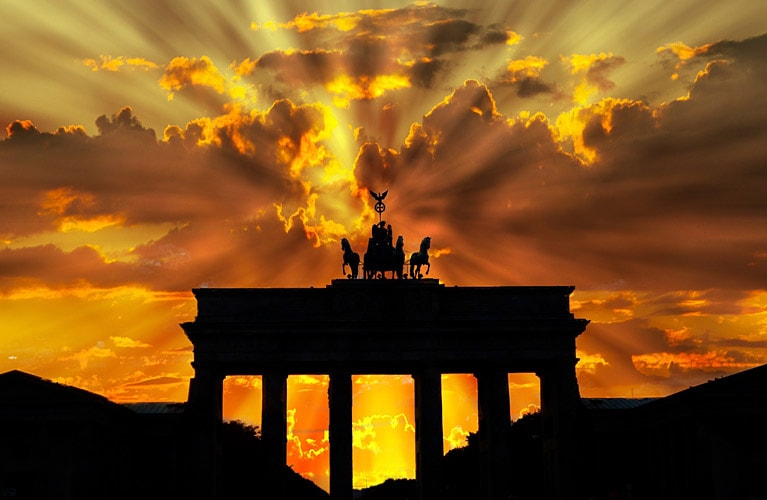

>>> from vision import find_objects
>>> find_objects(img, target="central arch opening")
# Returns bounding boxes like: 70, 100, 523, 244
352, 375, 415, 490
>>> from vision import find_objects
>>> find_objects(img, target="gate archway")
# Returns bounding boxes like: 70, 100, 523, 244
182, 279, 589, 500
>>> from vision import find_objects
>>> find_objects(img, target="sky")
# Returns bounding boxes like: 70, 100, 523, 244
1, 0, 767, 491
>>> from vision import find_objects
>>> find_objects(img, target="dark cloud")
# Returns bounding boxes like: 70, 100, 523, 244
694, 32, 767, 72
584, 54, 625, 91
0, 245, 136, 290
95, 106, 156, 141
254, 50, 344, 86
353, 142, 398, 192
409, 58, 445, 89
6, 120, 41, 140
0, 97, 344, 291
515, 77, 557, 97
247, 3, 516, 97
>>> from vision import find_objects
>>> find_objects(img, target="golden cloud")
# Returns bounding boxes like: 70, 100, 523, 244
110, 336, 151, 349
632, 351, 758, 377
445, 425, 470, 449
505, 55, 549, 82
288, 408, 329, 460
352, 413, 415, 453
518, 403, 541, 418
262, 10, 368, 33
159, 56, 227, 100
38, 187, 93, 216
81, 55, 158, 72
554, 97, 652, 164
61, 344, 117, 370
656, 41, 714, 80
576, 350, 609, 375
327, 74, 411, 108
37, 188, 125, 233
564, 52, 626, 104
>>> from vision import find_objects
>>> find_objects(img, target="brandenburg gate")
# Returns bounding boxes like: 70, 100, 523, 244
182, 279, 589, 500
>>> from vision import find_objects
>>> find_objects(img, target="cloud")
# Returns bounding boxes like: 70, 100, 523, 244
656, 32, 767, 81
126, 376, 184, 386
575, 350, 609, 375
111, 336, 151, 348
445, 425, 470, 449
631, 351, 759, 378
352, 413, 415, 454
61, 344, 116, 370
95, 106, 157, 142
498, 56, 557, 98
81, 55, 159, 72
160, 56, 227, 96
245, 3, 518, 104
5, 120, 40, 139
564, 52, 626, 104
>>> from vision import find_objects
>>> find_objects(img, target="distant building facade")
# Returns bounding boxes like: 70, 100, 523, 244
579, 364, 767, 499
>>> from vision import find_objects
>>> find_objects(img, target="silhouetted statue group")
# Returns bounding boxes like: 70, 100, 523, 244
340, 223, 430, 280
341, 188, 431, 279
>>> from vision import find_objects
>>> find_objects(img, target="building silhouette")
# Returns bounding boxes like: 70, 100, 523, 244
578, 363, 767, 499
1, 281, 766, 499
3, 363, 767, 499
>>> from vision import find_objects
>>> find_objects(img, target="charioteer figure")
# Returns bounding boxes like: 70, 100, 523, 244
339, 189, 431, 280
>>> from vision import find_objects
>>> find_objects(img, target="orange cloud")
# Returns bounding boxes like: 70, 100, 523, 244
738, 291, 767, 314
498, 56, 556, 98
110, 336, 151, 348
505, 55, 549, 82
61, 344, 117, 370
39, 187, 94, 216
253, 10, 367, 33
5, 119, 38, 139
327, 74, 411, 108
160, 56, 227, 100
632, 351, 759, 377
571, 290, 640, 323
444, 425, 470, 449
564, 52, 626, 104
81, 55, 158, 72
576, 350, 609, 375
555, 96, 653, 164
37, 187, 125, 233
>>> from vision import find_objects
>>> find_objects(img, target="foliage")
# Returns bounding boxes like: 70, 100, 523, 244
219, 420, 329, 500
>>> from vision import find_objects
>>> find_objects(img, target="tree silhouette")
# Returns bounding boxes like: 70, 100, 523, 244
220, 420, 329, 500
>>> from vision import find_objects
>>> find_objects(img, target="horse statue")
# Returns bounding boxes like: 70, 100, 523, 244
409, 236, 431, 279
341, 237, 360, 279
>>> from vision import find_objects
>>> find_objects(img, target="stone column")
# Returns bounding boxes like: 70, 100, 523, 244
328, 371, 353, 500
262, 370, 288, 489
476, 369, 512, 500
414, 369, 444, 500
186, 365, 224, 500
538, 360, 581, 500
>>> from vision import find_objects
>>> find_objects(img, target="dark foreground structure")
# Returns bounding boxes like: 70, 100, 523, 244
2, 282, 766, 500
182, 280, 589, 500
580, 364, 767, 499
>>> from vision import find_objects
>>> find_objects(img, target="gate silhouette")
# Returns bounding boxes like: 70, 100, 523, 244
182, 279, 589, 500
